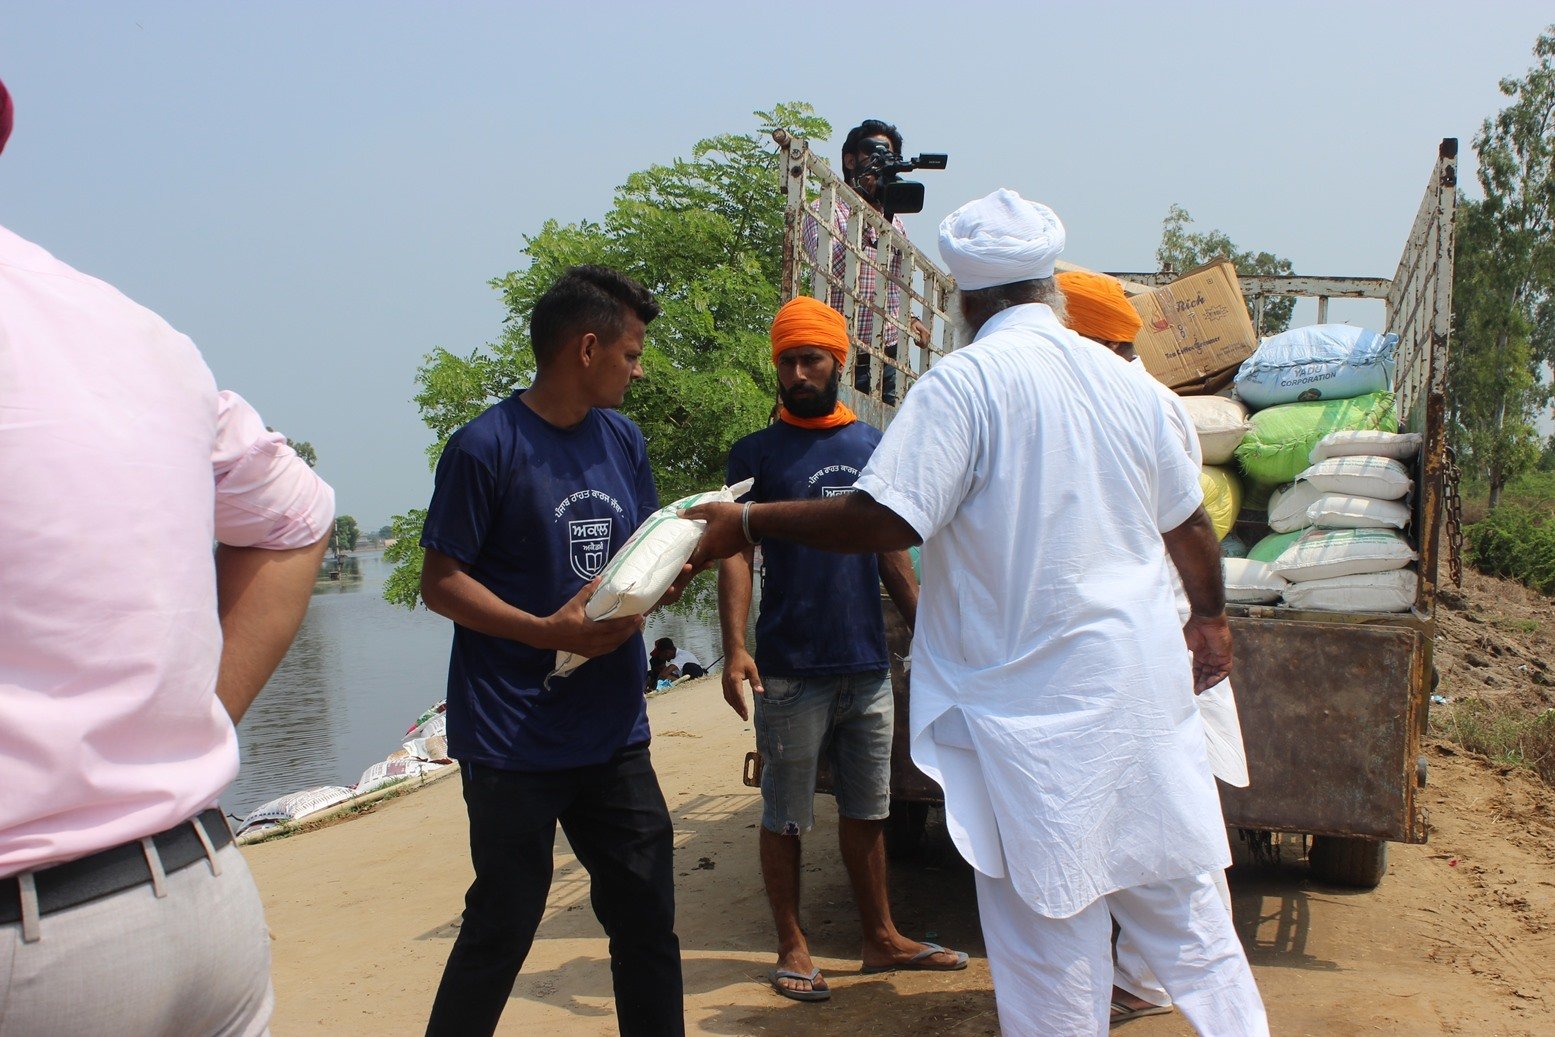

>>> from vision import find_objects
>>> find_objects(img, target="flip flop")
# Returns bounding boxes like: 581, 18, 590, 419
860, 941, 970, 974
1110, 999, 1173, 1024
770, 967, 831, 1002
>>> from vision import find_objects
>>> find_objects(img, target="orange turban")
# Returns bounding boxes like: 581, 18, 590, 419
770, 295, 850, 368
1057, 271, 1144, 344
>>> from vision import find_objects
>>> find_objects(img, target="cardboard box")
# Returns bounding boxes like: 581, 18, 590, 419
1128, 260, 1258, 392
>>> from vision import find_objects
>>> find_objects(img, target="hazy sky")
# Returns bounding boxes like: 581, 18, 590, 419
3, 3, 1550, 525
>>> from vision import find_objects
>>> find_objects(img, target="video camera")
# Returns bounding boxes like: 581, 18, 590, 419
851, 139, 949, 218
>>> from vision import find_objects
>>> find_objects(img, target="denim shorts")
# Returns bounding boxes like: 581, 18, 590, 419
753, 670, 893, 834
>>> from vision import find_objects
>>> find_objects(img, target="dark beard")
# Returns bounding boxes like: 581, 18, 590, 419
779, 370, 842, 418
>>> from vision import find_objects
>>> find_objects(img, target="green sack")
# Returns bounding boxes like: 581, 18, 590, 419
1235, 391, 1397, 487
1248, 529, 1306, 563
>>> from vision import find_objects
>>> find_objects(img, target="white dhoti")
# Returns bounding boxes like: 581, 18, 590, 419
975, 869, 1267, 1037
1117, 678, 1247, 1008
1114, 868, 1234, 1008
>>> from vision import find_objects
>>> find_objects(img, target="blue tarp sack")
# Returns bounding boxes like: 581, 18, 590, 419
1234, 324, 1398, 410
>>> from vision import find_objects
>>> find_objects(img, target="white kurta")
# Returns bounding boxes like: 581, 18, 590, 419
854, 303, 1231, 919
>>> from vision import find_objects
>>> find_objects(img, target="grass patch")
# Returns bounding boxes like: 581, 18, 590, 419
1490, 616, 1542, 636
1431, 697, 1555, 786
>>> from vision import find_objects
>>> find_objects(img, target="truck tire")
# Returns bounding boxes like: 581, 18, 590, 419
885, 800, 929, 861
1308, 836, 1388, 889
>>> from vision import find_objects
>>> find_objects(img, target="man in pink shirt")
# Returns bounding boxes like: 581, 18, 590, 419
0, 78, 335, 1036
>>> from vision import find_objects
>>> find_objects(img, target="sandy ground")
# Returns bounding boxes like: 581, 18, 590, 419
247, 662, 1555, 1036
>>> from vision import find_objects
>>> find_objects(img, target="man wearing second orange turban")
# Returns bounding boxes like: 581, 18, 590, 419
1058, 270, 1197, 454
1058, 270, 1252, 1028
716, 295, 965, 1003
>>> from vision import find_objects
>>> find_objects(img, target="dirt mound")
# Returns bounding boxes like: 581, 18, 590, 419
1436, 570, 1555, 713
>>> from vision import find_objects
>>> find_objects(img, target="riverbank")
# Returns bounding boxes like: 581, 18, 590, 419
245, 672, 1555, 1036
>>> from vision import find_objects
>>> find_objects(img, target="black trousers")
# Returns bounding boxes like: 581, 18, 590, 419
425, 746, 684, 1037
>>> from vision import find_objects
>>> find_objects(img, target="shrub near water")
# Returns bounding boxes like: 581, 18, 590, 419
1467, 506, 1555, 594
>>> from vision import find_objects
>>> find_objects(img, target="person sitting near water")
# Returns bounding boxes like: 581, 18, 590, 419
647, 638, 705, 689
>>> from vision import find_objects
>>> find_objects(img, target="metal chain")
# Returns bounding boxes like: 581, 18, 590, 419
1443, 445, 1465, 586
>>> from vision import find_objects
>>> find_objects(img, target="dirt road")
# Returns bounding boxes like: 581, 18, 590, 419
246, 666, 1555, 1036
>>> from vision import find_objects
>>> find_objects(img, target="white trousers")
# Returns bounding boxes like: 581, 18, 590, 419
1115, 868, 1234, 1007
0, 843, 273, 1037
973, 869, 1267, 1037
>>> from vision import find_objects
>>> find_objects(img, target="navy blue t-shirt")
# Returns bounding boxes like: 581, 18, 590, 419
421, 392, 657, 771
726, 420, 888, 677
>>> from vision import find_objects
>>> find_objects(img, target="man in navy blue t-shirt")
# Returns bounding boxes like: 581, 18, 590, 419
718, 296, 966, 1003
419, 266, 684, 1037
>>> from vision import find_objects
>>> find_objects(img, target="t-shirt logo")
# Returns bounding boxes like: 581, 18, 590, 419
821, 486, 857, 497
569, 519, 613, 580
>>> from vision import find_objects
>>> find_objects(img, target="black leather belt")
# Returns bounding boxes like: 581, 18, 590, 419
0, 807, 233, 925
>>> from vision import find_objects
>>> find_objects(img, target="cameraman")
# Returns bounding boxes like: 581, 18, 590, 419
802, 119, 928, 407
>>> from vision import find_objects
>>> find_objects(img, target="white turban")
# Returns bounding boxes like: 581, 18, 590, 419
937, 188, 1066, 291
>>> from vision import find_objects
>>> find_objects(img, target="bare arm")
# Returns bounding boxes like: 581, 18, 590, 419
685, 492, 920, 571
1162, 506, 1232, 692
716, 548, 761, 720
878, 550, 918, 630
420, 547, 643, 658
215, 536, 330, 724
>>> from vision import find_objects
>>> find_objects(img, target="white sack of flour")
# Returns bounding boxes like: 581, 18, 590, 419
551, 478, 754, 680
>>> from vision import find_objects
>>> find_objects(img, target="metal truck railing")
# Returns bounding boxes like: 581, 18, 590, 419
773, 128, 956, 430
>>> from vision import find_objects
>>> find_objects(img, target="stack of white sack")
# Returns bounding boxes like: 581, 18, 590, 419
550, 478, 754, 681
1263, 431, 1422, 612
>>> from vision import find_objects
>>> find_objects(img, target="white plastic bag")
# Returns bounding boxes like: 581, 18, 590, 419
551, 478, 754, 680
1196, 679, 1250, 787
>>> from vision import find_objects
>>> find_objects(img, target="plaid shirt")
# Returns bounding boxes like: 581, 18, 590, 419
802, 199, 908, 350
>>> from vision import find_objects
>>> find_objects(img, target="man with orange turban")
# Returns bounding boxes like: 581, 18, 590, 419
716, 295, 966, 1002
1059, 270, 1195, 452
1058, 269, 1250, 1028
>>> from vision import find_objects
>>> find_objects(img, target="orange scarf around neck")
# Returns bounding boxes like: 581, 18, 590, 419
777, 400, 858, 430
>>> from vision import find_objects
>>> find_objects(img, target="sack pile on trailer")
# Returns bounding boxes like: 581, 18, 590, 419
1168, 323, 1424, 614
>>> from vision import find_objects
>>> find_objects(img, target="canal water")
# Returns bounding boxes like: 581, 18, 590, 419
228, 550, 729, 819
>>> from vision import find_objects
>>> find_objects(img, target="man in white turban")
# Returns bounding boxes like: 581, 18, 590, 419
686, 190, 1267, 1035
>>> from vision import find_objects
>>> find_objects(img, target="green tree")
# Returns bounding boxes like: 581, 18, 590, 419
333, 515, 359, 554
382, 510, 426, 608
1156, 204, 1295, 336
374, 524, 393, 540
385, 102, 830, 607
1539, 434, 1555, 473
289, 439, 318, 468
1450, 27, 1555, 509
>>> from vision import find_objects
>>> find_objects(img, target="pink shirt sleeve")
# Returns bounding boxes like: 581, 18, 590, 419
212, 390, 336, 548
